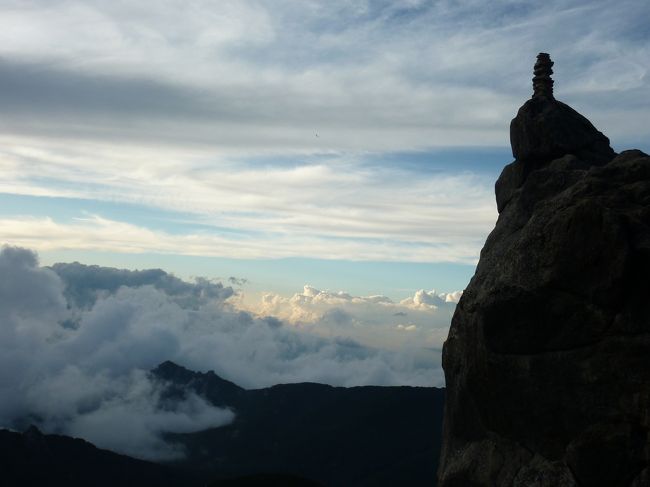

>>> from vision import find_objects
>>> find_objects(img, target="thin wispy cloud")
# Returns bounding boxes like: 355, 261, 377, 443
0, 135, 496, 263
0, 0, 648, 267
0, 211, 489, 264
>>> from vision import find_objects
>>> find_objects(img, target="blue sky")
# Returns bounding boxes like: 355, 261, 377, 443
1, 0, 649, 301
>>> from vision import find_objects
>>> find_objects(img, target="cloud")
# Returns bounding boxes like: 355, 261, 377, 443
399, 289, 463, 309
238, 284, 458, 350
28, 367, 234, 461
228, 276, 249, 286
5, 2, 646, 264
0, 246, 233, 460
0, 246, 451, 458
0, 183, 494, 262
0, 246, 66, 327
0, 0, 647, 151
397, 324, 417, 332
51, 261, 233, 309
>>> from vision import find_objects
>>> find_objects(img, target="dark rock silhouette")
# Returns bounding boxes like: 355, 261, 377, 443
153, 361, 445, 487
2, 362, 444, 486
532, 53, 555, 100
510, 53, 615, 165
208, 473, 324, 487
153, 360, 245, 407
0, 426, 200, 487
438, 54, 650, 486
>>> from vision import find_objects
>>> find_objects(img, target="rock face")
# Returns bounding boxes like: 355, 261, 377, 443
438, 55, 650, 486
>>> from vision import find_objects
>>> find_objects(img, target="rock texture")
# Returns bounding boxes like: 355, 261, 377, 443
438, 55, 650, 487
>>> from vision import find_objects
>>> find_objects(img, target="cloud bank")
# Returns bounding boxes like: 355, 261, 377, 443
0, 246, 233, 460
240, 285, 459, 350
0, 246, 455, 459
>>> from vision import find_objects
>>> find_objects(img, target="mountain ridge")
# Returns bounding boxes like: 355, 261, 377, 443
1, 360, 444, 486
0, 425, 200, 487
153, 360, 444, 486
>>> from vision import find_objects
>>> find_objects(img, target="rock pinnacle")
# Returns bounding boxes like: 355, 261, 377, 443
509, 53, 615, 164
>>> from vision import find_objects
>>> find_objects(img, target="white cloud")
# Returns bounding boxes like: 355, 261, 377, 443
0, 246, 449, 458
29, 366, 234, 461
237, 284, 458, 350
0, 246, 233, 460
0, 0, 647, 150
0, 155, 496, 263
399, 289, 463, 309
397, 324, 417, 332
2, 1, 646, 263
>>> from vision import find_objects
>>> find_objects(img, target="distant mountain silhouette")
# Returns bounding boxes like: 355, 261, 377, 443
208, 473, 324, 487
0, 426, 199, 487
1, 362, 444, 486
153, 361, 445, 486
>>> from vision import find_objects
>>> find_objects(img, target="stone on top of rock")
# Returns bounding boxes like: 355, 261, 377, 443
510, 53, 616, 164
533, 52, 554, 100
438, 53, 650, 486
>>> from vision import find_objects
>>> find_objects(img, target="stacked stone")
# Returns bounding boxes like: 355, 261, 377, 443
532, 52, 554, 99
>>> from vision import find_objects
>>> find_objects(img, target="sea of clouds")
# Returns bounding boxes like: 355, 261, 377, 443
0, 245, 458, 460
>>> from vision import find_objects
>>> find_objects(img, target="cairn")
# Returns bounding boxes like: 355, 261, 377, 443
532, 53, 554, 99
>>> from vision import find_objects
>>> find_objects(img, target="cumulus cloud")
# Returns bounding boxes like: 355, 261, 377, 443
239, 284, 459, 350
399, 289, 463, 309
0, 246, 452, 458
51, 261, 233, 309
0, 247, 233, 460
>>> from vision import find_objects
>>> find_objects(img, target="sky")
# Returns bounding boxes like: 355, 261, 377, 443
1, 0, 648, 301
0, 0, 649, 459
0, 246, 456, 459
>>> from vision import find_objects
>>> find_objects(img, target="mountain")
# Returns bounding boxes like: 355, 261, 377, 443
0, 426, 199, 487
438, 53, 650, 486
152, 361, 445, 486
0, 362, 444, 486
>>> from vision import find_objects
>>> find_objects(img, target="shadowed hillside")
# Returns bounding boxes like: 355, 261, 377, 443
0, 361, 444, 486
154, 361, 445, 486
